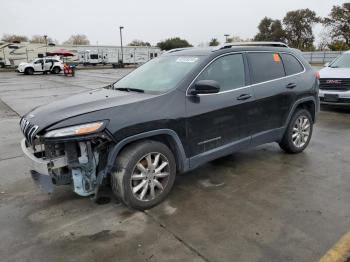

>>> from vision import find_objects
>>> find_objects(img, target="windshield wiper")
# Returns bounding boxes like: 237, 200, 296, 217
330, 65, 339, 68
114, 87, 145, 93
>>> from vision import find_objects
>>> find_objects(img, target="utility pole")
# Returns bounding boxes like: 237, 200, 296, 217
119, 26, 124, 66
44, 35, 48, 54
224, 34, 230, 43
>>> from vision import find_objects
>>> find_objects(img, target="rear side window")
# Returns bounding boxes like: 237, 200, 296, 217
248, 53, 285, 84
281, 53, 304, 75
197, 54, 245, 92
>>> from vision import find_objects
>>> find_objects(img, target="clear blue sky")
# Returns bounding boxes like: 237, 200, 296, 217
0, 0, 347, 45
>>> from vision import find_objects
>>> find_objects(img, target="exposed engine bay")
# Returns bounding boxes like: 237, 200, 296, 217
26, 136, 110, 196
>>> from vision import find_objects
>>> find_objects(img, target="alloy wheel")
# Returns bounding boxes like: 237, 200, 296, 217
130, 152, 170, 202
292, 115, 311, 148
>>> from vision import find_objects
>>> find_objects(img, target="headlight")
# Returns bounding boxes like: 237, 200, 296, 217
44, 122, 105, 138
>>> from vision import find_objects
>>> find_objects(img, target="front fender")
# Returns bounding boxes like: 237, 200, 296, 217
105, 129, 189, 174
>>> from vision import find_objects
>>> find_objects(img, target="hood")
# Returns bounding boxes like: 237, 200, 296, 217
18, 62, 30, 67
319, 66, 350, 79
22, 88, 155, 133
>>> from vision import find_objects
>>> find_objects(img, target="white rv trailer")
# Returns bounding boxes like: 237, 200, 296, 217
0, 42, 162, 66
105, 46, 161, 67
77, 46, 161, 67
78, 50, 104, 65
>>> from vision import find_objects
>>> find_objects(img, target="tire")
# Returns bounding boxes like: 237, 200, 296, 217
111, 140, 176, 210
51, 67, 60, 74
279, 109, 313, 154
24, 67, 34, 75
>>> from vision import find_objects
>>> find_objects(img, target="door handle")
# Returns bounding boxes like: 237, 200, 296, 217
236, 94, 252, 101
286, 83, 297, 89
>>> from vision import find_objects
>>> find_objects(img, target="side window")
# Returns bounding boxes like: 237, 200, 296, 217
247, 53, 285, 84
197, 54, 245, 92
281, 53, 304, 75
34, 59, 43, 64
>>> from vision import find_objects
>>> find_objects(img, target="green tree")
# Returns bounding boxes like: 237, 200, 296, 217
1, 34, 28, 43
156, 37, 192, 51
283, 9, 320, 50
323, 3, 350, 46
328, 40, 350, 51
209, 38, 220, 46
128, 39, 151, 46
254, 17, 286, 42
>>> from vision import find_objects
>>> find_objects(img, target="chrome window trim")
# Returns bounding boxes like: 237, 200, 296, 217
185, 51, 306, 97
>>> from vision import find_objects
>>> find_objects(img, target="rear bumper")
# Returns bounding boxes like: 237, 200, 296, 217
21, 139, 67, 193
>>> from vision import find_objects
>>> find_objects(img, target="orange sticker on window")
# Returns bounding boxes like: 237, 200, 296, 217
273, 53, 281, 62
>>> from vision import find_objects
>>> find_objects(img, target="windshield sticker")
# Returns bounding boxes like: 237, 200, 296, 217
176, 57, 199, 63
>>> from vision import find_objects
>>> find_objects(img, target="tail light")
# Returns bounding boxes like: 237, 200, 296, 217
315, 71, 320, 80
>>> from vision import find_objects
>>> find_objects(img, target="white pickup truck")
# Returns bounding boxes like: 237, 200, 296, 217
17, 57, 64, 75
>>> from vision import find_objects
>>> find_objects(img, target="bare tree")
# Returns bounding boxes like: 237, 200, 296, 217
30, 35, 54, 44
318, 29, 332, 51
227, 35, 251, 43
64, 34, 90, 45
1, 34, 28, 43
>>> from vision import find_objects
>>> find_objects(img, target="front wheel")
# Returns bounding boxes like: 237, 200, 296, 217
111, 140, 176, 210
279, 109, 313, 154
24, 67, 34, 75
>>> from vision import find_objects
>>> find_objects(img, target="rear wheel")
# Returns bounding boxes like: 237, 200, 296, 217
51, 67, 60, 74
111, 140, 176, 210
24, 67, 34, 75
279, 109, 313, 154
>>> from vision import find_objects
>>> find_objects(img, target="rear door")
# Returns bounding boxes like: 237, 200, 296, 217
247, 52, 296, 137
186, 53, 253, 159
44, 59, 52, 71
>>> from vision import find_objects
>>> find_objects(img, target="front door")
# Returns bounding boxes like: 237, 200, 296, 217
186, 53, 254, 163
33, 59, 44, 72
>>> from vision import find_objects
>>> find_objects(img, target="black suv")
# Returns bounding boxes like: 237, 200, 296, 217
20, 44, 319, 210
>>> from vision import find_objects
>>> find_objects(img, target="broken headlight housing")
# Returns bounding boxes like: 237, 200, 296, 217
44, 121, 105, 138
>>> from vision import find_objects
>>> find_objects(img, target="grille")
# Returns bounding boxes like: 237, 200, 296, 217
20, 118, 39, 145
319, 78, 350, 91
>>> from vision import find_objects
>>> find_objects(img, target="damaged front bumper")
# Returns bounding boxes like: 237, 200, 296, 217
21, 138, 67, 193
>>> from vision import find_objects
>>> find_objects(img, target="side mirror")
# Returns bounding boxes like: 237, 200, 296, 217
324, 62, 330, 67
191, 80, 220, 95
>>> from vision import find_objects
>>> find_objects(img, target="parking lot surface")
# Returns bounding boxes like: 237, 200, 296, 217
0, 70, 349, 262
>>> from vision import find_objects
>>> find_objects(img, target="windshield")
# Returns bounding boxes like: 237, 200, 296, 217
329, 53, 350, 68
113, 55, 202, 93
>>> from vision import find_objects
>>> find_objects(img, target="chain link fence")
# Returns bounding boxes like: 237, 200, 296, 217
302, 51, 343, 64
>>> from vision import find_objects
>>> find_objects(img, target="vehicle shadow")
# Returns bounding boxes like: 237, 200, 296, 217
320, 104, 350, 114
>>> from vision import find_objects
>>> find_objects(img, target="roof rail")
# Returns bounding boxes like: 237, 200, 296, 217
213, 41, 289, 51
163, 47, 191, 54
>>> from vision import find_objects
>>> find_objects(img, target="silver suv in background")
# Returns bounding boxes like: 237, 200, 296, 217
318, 51, 350, 106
